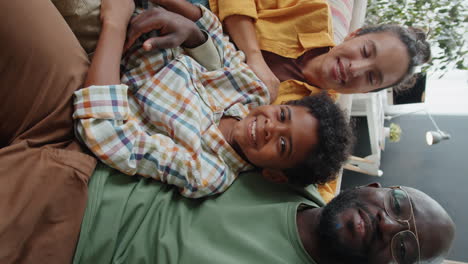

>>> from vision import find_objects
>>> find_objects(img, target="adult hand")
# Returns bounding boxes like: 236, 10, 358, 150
247, 54, 280, 103
100, 0, 135, 29
124, 7, 205, 51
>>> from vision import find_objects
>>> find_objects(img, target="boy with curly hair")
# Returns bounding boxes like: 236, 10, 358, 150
73, 0, 353, 198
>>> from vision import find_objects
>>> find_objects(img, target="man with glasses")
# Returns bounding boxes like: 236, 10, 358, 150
313, 183, 455, 263
73, 166, 455, 264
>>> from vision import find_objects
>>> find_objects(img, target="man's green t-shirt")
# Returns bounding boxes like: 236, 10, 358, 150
73, 163, 325, 264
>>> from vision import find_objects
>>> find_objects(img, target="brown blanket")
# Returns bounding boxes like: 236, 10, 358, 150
0, 1, 96, 263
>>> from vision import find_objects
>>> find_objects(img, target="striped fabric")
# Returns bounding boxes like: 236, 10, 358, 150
73, 6, 269, 198
328, 0, 354, 43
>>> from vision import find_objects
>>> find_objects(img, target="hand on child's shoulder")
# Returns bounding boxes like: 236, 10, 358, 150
247, 55, 280, 103
125, 7, 205, 51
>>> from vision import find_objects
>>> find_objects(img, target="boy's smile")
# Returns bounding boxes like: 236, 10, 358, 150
230, 105, 319, 170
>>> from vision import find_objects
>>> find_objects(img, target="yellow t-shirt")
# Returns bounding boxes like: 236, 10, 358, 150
209, 0, 338, 106
209, 0, 335, 58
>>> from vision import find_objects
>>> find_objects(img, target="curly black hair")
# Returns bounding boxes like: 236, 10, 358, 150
283, 93, 354, 186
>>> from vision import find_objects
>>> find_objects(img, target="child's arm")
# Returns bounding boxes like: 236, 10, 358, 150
84, 0, 135, 86
73, 84, 230, 198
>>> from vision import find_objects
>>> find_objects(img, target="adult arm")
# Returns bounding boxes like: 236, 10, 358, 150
124, 5, 222, 70
153, 0, 202, 22
223, 14, 279, 102
125, 6, 205, 51
84, 0, 135, 86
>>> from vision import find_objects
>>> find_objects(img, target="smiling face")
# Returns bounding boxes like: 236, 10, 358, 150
303, 32, 410, 93
317, 185, 455, 264
231, 105, 319, 170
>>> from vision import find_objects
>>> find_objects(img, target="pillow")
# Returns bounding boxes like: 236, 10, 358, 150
328, 0, 354, 44
52, 0, 101, 54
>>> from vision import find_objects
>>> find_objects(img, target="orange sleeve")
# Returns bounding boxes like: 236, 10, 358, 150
209, 0, 258, 22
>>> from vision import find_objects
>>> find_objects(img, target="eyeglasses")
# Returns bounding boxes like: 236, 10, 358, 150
383, 186, 421, 264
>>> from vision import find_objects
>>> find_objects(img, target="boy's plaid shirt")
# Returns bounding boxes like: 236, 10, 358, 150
73, 6, 269, 198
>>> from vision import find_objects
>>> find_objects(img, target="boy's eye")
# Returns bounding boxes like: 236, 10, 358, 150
280, 137, 286, 154
280, 108, 286, 122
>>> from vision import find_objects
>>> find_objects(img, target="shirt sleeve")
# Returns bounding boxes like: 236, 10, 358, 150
73, 84, 231, 198
211, 0, 258, 22
190, 5, 270, 107
194, 5, 258, 70
184, 31, 222, 71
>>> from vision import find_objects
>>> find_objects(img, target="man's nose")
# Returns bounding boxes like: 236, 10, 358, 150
377, 210, 409, 243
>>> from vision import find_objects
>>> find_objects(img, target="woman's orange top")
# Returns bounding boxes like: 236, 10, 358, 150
209, 0, 338, 104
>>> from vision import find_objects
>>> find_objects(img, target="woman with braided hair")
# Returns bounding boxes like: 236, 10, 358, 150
207, 0, 432, 103
130, 0, 431, 103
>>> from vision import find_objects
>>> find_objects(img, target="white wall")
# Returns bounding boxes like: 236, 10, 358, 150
425, 70, 468, 116
385, 70, 468, 117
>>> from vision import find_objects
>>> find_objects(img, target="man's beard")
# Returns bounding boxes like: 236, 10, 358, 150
317, 188, 370, 264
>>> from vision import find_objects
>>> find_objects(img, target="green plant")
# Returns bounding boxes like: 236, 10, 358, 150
365, 0, 468, 77
389, 123, 402, 142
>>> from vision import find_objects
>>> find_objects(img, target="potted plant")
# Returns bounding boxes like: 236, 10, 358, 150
384, 123, 402, 142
